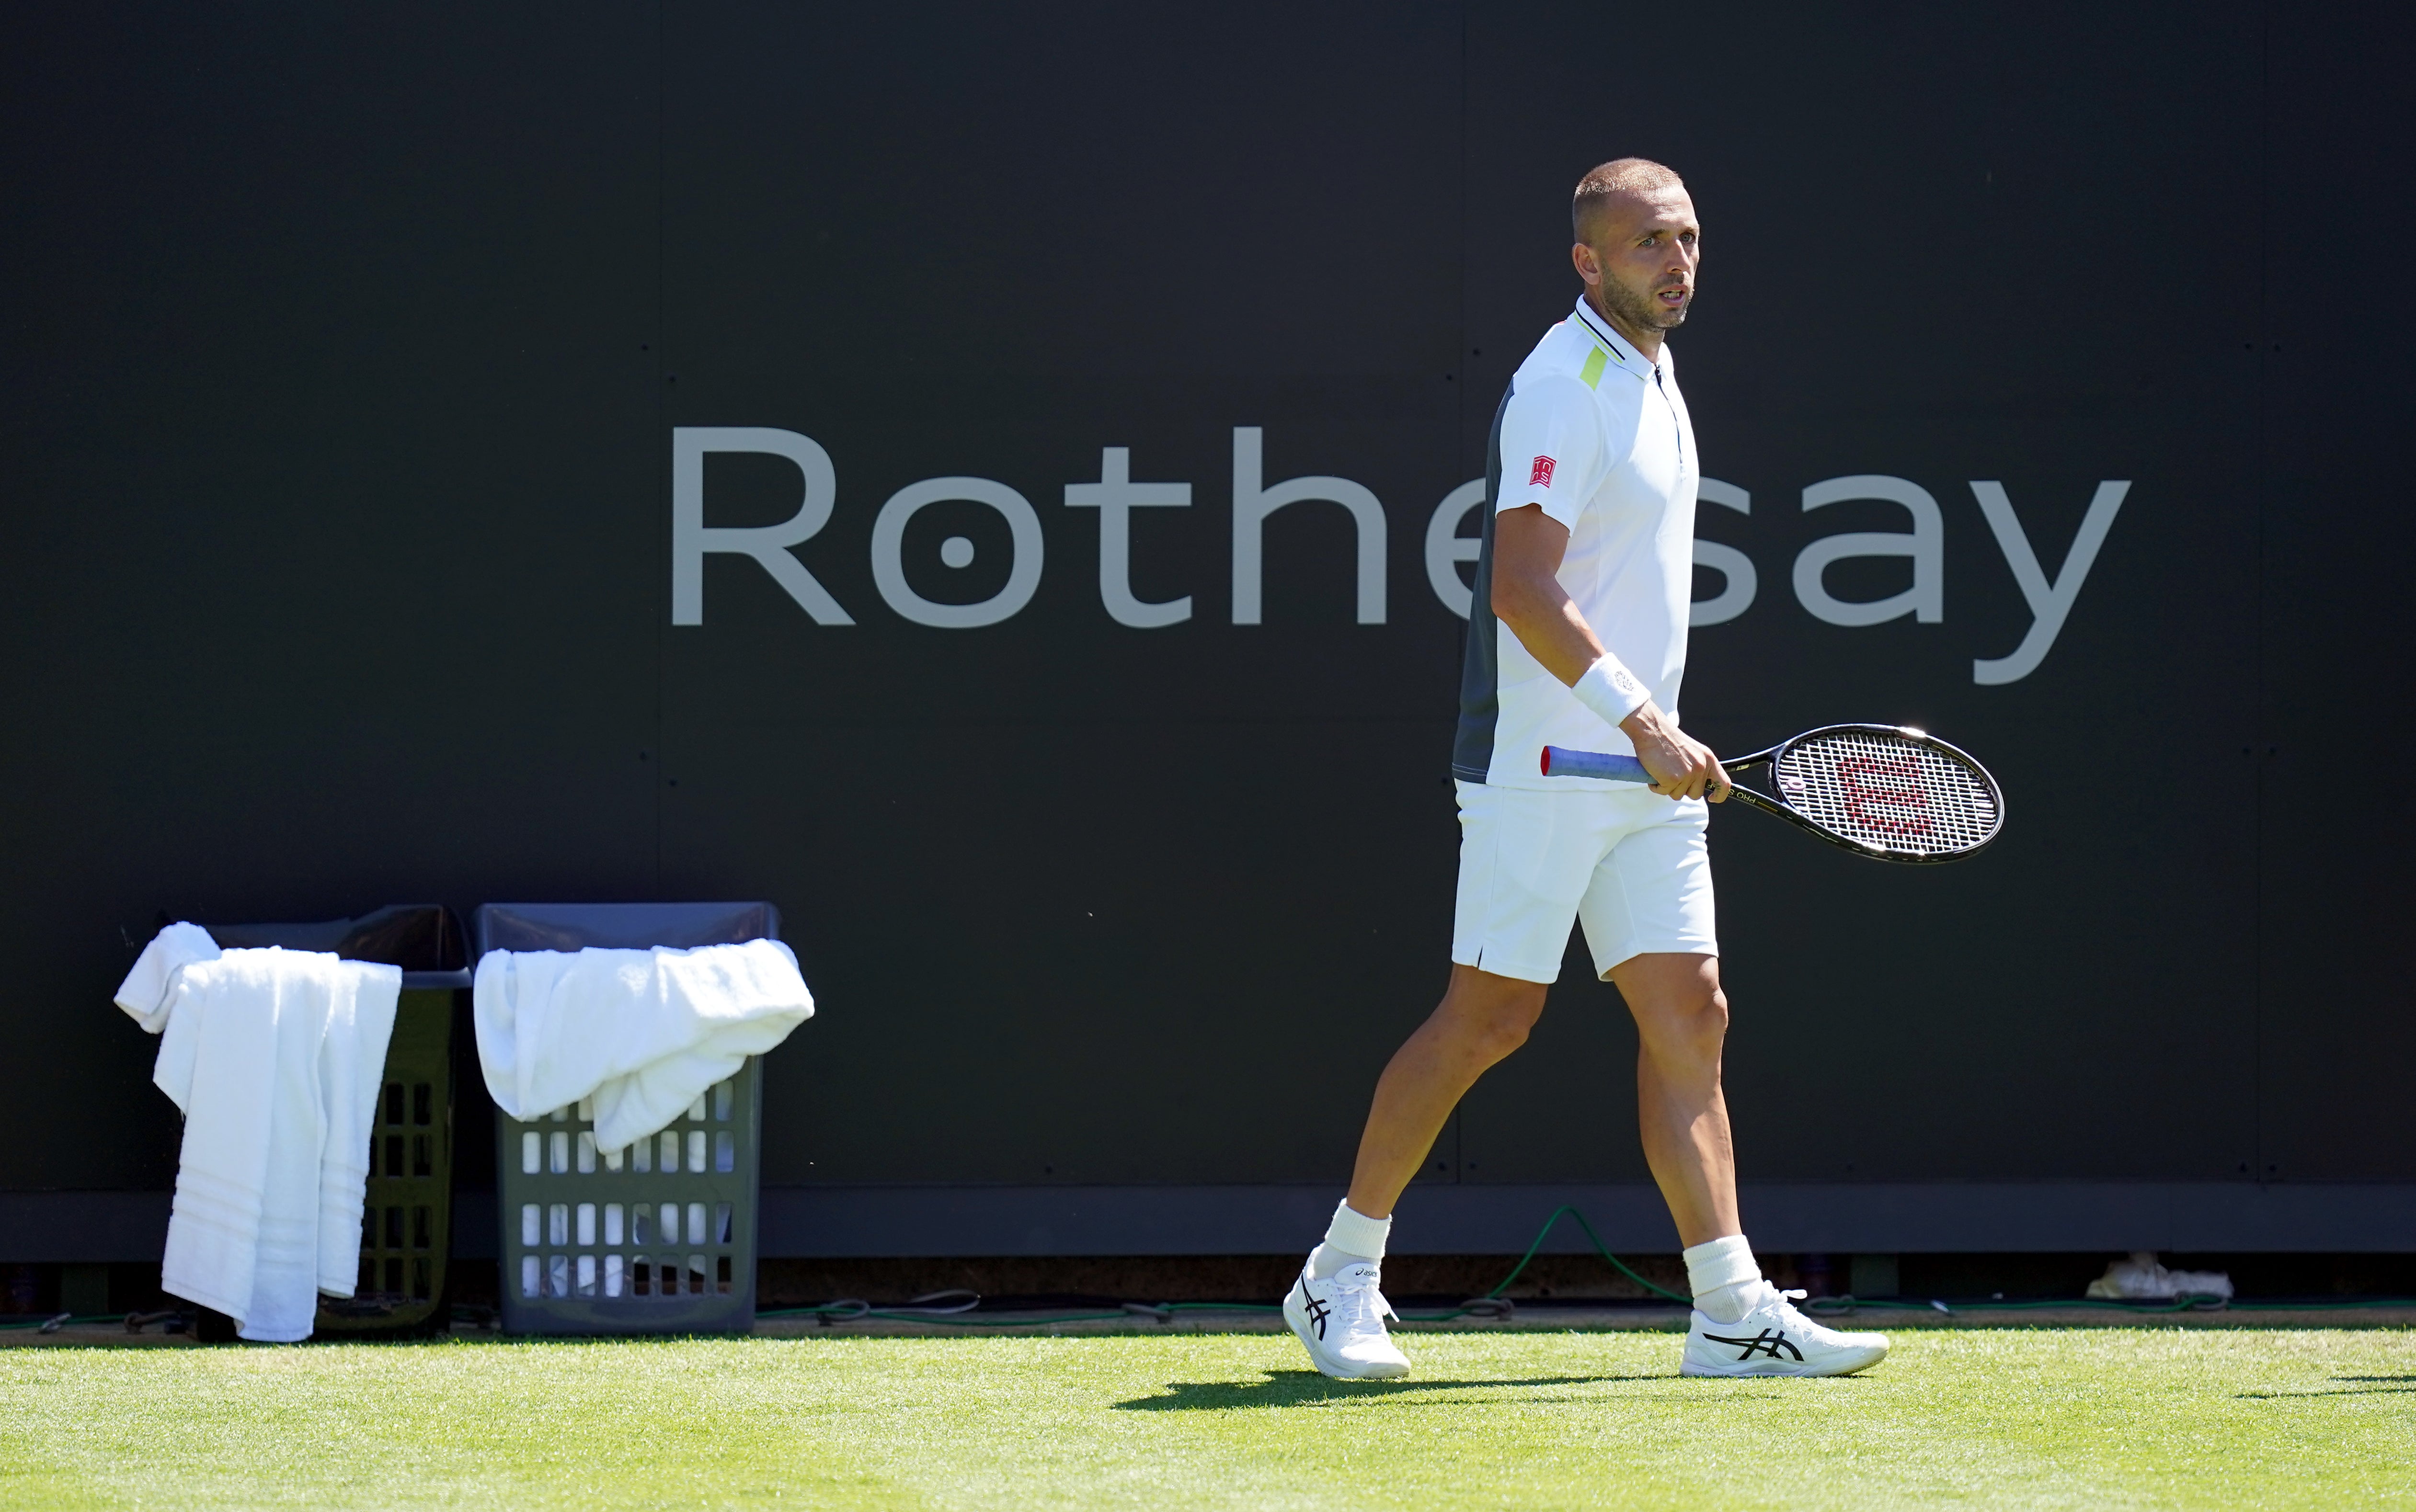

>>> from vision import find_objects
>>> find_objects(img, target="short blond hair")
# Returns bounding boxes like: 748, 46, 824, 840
1572, 158, 1685, 243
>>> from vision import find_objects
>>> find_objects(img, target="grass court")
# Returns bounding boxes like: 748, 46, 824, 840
2, 1324, 2410, 1509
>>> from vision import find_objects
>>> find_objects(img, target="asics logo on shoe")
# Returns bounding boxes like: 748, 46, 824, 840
1702, 1328, 1803, 1362
1298, 1283, 1332, 1340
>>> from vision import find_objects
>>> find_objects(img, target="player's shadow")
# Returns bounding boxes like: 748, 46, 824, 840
1114, 1369, 1660, 1411
2235, 1375, 2416, 1399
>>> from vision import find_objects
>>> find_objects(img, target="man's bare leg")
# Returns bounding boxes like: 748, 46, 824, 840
1283, 966, 1542, 1379
1600, 951, 1889, 1373
1606, 951, 1738, 1249
1342, 964, 1547, 1220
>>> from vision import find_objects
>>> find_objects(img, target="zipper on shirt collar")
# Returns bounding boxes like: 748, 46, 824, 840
1656, 366, 1684, 466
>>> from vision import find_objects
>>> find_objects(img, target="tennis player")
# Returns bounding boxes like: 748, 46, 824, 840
1283, 159, 1889, 1379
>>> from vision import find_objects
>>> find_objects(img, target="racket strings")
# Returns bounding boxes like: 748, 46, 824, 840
1771, 733, 2000, 854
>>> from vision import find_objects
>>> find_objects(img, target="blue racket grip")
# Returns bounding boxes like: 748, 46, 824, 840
1540, 745, 1651, 783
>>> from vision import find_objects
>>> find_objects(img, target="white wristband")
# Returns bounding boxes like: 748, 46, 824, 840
1570, 654, 1649, 726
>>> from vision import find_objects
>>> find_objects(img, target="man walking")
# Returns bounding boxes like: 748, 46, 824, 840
1283, 159, 1888, 1380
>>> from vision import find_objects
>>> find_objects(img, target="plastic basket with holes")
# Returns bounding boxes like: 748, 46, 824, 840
478, 902, 777, 1336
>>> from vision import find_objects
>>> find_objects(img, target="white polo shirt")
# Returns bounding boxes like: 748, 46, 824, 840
1452, 297, 1699, 790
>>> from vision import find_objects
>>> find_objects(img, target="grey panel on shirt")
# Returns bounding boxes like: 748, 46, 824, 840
1452, 379, 1517, 783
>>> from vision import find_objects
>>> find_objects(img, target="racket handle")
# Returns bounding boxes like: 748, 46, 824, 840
1540, 746, 1651, 783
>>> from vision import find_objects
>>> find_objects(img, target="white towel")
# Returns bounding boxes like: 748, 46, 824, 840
315, 958, 399, 1298
129, 941, 399, 1343
115, 921, 222, 1033
473, 939, 813, 1152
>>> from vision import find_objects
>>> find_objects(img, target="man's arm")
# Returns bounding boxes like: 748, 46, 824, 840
1491, 503, 1729, 801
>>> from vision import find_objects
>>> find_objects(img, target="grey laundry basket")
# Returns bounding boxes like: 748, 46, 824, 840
477, 902, 779, 1336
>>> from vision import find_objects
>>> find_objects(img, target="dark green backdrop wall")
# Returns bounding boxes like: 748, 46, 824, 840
5, 1, 2410, 1259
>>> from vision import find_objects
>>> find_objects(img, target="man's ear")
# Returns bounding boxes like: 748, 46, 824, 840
1570, 241, 1601, 287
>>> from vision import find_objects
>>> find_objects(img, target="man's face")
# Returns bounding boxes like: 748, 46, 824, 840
1575, 185, 1700, 337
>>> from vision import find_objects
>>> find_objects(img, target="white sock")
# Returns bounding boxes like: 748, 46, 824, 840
1683, 1234, 1774, 1324
1309, 1201, 1391, 1280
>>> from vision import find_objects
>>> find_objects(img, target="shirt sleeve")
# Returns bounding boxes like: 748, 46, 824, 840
1494, 372, 1603, 532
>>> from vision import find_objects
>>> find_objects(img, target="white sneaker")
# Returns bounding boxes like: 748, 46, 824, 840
1681, 1289, 1889, 1377
1283, 1260, 1411, 1379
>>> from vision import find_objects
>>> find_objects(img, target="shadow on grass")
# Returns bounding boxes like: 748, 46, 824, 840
2236, 1375, 2416, 1400
1116, 1371, 1669, 1411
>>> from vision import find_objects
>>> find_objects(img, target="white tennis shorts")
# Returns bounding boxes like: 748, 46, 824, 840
1450, 779, 1718, 984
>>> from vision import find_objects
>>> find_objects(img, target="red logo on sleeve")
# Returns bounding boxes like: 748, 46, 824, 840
1529, 456, 1556, 488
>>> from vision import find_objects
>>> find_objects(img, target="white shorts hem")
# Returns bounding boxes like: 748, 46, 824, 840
1448, 944, 1563, 986
1590, 939, 1720, 982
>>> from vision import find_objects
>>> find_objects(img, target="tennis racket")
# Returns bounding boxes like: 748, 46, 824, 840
1540, 724, 2004, 863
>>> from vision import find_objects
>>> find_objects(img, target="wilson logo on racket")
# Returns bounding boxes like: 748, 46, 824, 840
1836, 755, 1932, 837
1539, 724, 2004, 864
1528, 455, 1555, 488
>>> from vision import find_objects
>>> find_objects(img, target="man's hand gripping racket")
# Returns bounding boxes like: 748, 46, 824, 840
1543, 725, 2005, 863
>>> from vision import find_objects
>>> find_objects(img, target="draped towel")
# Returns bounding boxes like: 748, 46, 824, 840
473, 939, 813, 1152
124, 932, 398, 1342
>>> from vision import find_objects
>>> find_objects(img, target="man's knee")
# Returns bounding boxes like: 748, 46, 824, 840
1439, 967, 1548, 1061
1683, 986, 1730, 1047
1614, 955, 1728, 1050
1467, 1007, 1540, 1061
